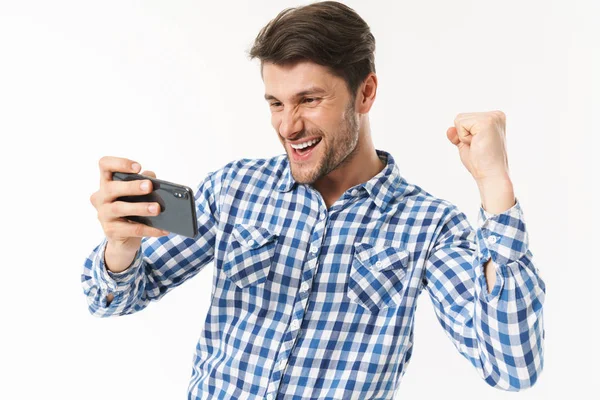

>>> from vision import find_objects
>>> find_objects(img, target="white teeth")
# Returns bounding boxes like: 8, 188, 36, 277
291, 138, 320, 149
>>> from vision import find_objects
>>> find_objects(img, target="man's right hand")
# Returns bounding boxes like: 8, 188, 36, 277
89, 156, 170, 273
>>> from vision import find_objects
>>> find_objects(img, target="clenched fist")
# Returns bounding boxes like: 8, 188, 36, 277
446, 110, 510, 183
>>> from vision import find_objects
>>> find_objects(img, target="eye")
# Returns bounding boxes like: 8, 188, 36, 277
269, 102, 282, 108
303, 98, 317, 104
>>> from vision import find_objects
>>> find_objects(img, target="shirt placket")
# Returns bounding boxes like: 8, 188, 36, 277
263, 199, 329, 400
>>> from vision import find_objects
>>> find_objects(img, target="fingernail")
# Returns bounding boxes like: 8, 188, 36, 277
148, 204, 157, 213
132, 163, 141, 172
141, 181, 150, 191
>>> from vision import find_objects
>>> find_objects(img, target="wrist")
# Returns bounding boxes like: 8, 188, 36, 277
105, 240, 140, 273
476, 175, 515, 214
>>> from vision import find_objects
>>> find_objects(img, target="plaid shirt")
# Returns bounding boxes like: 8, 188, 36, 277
82, 149, 545, 399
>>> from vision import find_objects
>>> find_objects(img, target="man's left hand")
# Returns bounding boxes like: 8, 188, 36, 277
446, 110, 510, 182
446, 110, 515, 215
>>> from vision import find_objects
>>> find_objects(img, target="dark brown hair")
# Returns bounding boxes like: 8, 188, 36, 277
248, 1, 376, 101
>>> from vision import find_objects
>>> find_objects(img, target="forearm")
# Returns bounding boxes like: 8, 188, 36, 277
104, 241, 140, 273
476, 176, 515, 293
103, 241, 140, 305
104, 242, 139, 306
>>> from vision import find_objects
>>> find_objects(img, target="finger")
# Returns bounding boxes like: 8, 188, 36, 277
454, 119, 473, 145
101, 201, 162, 220
446, 127, 461, 145
107, 220, 170, 238
140, 170, 156, 179
102, 179, 154, 203
89, 191, 98, 207
98, 156, 142, 183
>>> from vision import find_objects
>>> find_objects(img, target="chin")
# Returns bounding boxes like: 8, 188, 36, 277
290, 161, 321, 185
290, 167, 314, 185
284, 145, 326, 185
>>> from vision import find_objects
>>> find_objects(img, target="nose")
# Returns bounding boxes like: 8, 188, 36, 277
278, 107, 303, 140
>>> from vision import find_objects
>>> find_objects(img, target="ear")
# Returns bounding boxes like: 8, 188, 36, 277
355, 73, 377, 114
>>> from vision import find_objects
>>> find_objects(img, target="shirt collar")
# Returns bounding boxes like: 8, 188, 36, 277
275, 149, 405, 210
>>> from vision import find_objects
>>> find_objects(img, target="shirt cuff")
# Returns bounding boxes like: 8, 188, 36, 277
475, 198, 529, 302
476, 197, 529, 267
92, 237, 143, 294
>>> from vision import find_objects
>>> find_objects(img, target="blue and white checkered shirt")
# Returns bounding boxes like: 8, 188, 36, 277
82, 149, 545, 399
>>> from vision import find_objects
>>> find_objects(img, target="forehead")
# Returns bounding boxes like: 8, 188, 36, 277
262, 61, 344, 99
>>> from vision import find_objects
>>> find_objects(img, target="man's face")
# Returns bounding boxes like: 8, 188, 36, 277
263, 61, 359, 185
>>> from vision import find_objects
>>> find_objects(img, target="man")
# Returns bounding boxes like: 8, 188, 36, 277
83, 1, 545, 399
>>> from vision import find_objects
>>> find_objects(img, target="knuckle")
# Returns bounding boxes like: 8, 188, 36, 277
106, 182, 119, 199
134, 224, 145, 237
102, 183, 112, 199
110, 201, 121, 215
99, 156, 108, 169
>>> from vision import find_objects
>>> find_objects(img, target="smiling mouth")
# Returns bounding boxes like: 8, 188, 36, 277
291, 138, 322, 156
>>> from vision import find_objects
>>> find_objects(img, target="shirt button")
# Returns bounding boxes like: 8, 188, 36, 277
301, 282, 309, 292
291, 320, 299, 330
486, 235, 498, 245
310, 245, 318, 254
266, 394, 274, 400
375, 261, 383, 269
247, 239, 255, 246
351, 189, 358, 196
319, 212, 326, 220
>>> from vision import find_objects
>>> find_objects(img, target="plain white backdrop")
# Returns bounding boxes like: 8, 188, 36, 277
0, 0, 597, 398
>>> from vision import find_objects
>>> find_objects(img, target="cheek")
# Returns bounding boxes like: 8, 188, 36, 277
304, 108, 325, 123
304, 110, 332, 134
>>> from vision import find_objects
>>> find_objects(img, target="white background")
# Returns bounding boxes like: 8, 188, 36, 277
0, 0, 597, 398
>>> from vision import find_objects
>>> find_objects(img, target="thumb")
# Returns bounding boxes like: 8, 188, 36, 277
140, 170, 156, 179
446, 127, 461, 146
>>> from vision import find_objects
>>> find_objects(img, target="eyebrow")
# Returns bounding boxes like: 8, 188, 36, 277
264, 86, 327, 101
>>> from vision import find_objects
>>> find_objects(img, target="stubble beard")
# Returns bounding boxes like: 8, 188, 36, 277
290, 100, 359, 185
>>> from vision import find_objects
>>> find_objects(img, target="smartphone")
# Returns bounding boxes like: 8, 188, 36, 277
111, 172, 198, 238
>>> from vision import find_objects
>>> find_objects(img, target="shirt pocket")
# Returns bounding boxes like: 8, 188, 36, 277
347, 242, 411, 312
222, 223, 278, 289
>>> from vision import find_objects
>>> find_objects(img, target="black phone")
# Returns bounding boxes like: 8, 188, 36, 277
111, 172, 198, 238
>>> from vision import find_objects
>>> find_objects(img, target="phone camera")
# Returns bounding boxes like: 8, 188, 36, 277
173, 191, 187, 199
